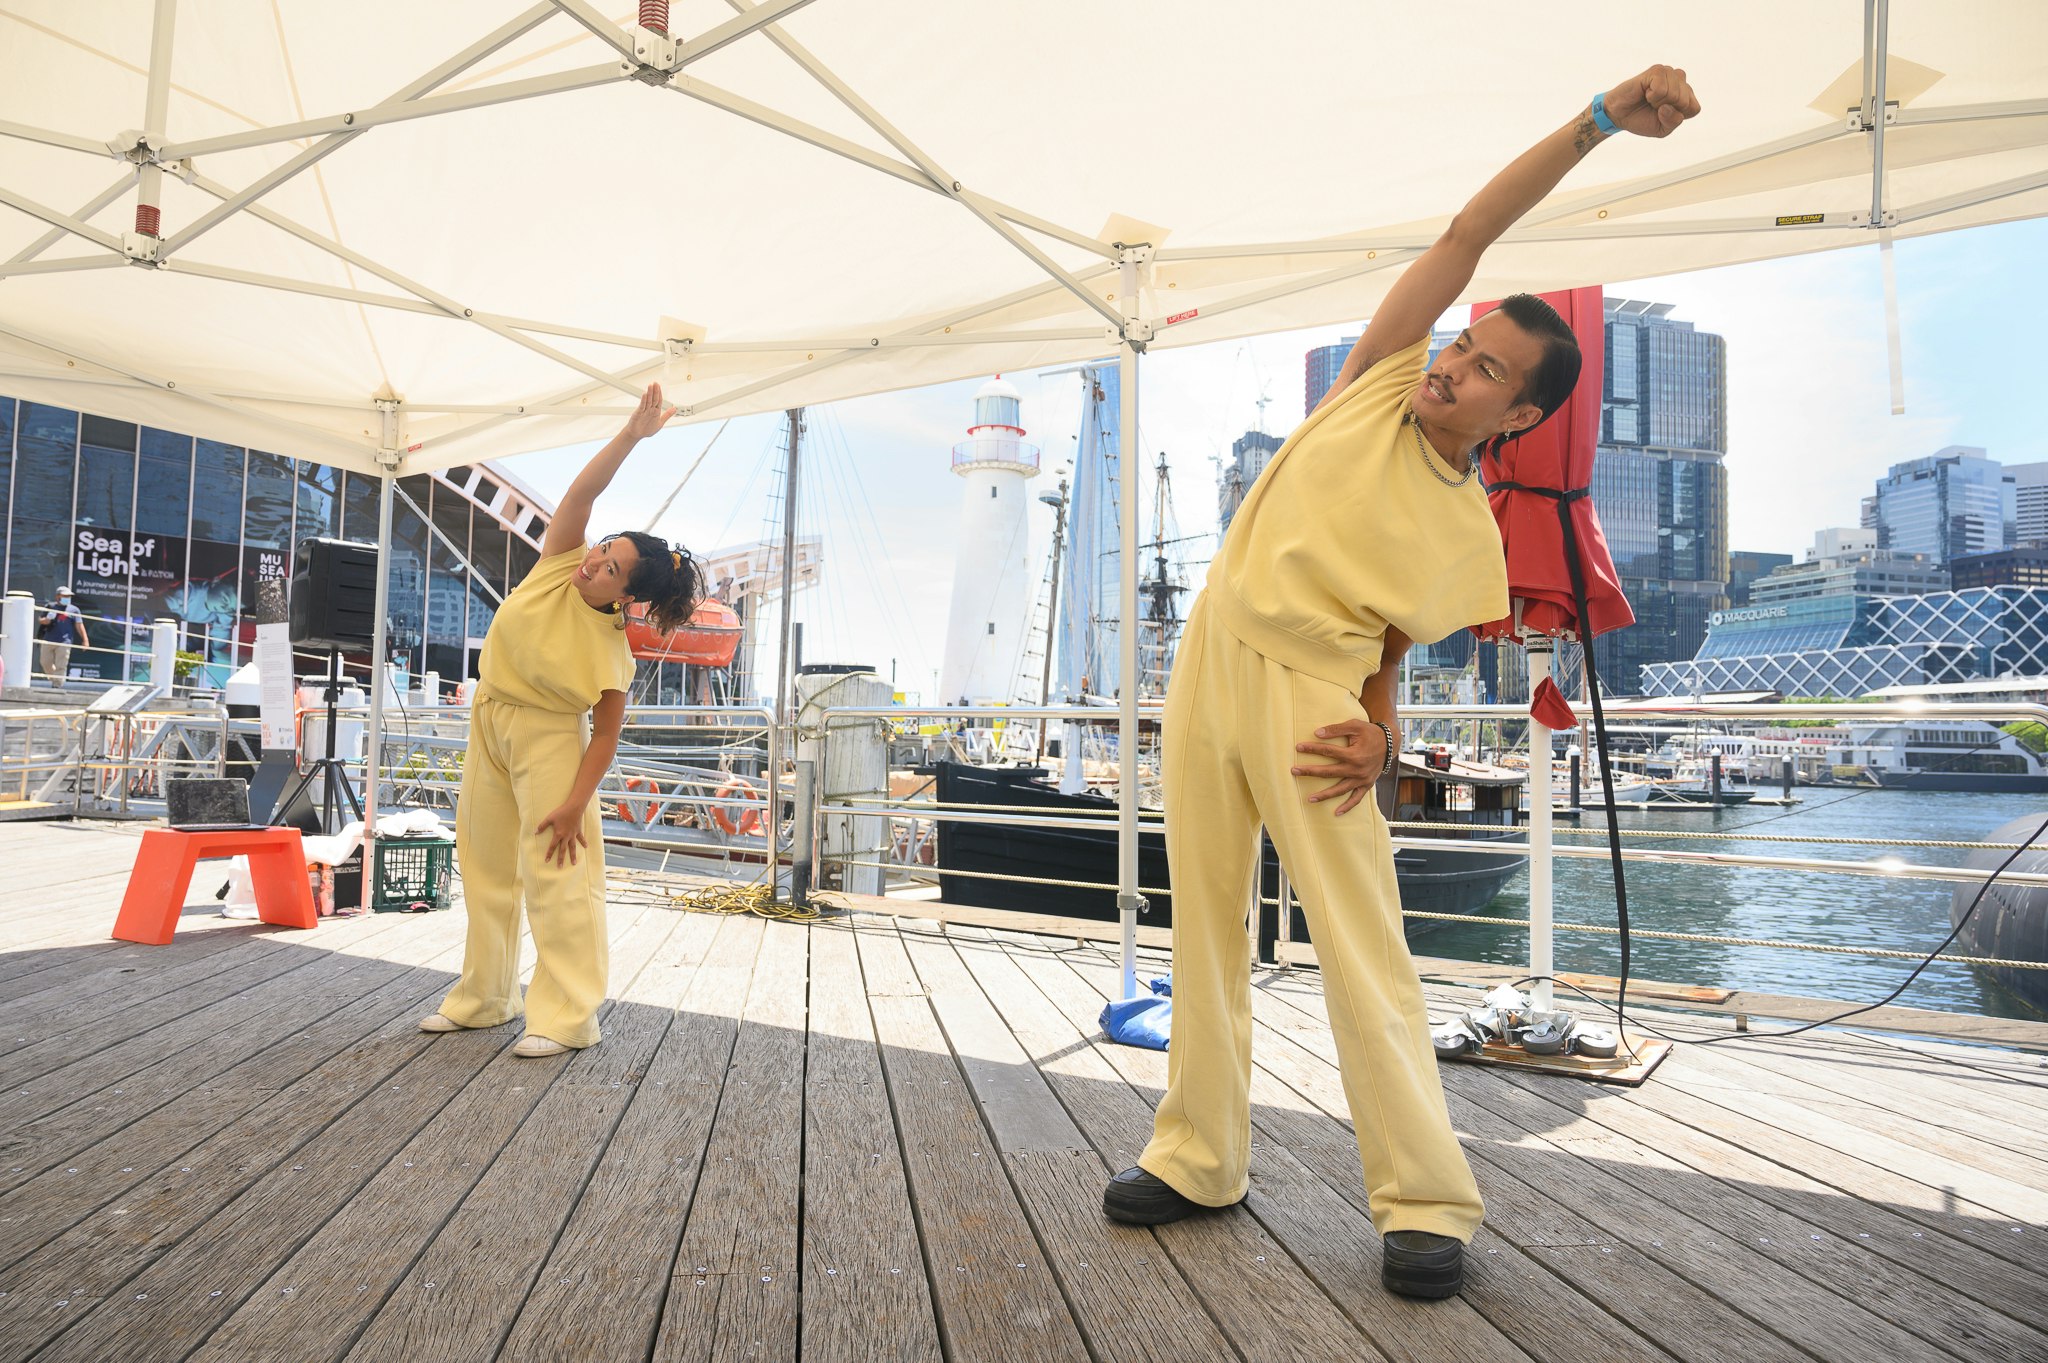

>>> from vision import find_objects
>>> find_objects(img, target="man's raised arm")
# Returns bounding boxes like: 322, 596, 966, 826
1315, 65, 1700, 411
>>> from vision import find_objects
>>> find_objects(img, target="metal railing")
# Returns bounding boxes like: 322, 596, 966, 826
13, 692, 2048, 992
807, 699, 2048, 985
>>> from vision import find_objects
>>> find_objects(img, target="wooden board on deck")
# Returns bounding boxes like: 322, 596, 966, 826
0, 824, 2044, 1363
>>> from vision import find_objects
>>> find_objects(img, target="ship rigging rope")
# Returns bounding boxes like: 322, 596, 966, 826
641, 418, 730, 533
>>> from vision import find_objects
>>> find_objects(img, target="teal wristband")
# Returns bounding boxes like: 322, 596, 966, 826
1590, 91, 1619, 136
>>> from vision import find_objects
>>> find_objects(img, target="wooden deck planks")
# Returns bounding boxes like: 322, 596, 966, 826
852, 916, 1093, 1363
338, 907, 704, 1363
2, 824, 2045, 1363
0, 905, 470, 1273
1255, 963, 2041, 1363
496, 912, 757, 1363
646, 914, 809, 1363
179, 903, 674, 1363
796, 920, 944, 1363
899, 922, 1239, 1363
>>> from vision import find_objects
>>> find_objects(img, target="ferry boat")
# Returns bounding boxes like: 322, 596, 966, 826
1816, 719, 2048, 794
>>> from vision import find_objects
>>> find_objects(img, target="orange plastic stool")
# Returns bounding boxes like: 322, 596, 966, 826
112, 827, 318, 945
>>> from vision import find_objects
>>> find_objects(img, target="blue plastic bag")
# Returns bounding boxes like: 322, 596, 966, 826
1099, 977, 1173, 1050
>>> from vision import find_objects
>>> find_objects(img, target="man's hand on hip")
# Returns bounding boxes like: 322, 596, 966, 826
1292, 719, 1388, 817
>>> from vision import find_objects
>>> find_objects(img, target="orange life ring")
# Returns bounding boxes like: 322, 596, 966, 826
710, 776, 763, 837
619, 776, 661, 827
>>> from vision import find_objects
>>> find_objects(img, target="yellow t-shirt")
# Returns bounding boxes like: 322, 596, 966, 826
1207, 334, 1510, 693
475, 548, 637, 712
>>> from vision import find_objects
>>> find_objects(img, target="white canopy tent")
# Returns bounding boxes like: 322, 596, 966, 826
2, 0, 2044, 994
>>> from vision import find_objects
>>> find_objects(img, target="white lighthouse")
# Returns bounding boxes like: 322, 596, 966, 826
939, 378, 1041, 705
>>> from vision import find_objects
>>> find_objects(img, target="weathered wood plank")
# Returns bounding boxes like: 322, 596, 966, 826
15, 1027, 513, 1363
649, 915, 808, 1363
1036, 937, 1669, 1363
495, 911, 758, 1363
904, 925, 1241, 1363
1236, 956, 1977, 1363
1613, 1019, 2048, 1178
21, 904, 652, 1363
851, 917, 1091, 1363
0, 915, 411, 1093
181, 903, 674, 1363
1488, 1064, 2048, 1359
797, 920, 944, 1363
0, 913, 475, 1361
0, 905, 470, 1272
990, 931, 1463, 1363
0, 928, 430, 1184
339, 907, 697, 1363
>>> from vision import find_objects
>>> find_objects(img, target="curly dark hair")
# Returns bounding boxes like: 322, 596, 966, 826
606, 530, 704, 635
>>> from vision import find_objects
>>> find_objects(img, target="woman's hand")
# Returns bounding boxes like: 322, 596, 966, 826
621, 383, 677, 442
1601, 65, 1701, 139
536, 802, 589, 867
1291, 719, 1389, 817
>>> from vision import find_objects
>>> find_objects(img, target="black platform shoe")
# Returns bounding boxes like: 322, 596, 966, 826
1101, 1167, 1240, 1225
1381, 1230, 1465, 1298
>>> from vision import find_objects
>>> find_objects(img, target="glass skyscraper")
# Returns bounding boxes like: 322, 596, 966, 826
1863, 447, 2015, 566
1587, 298, 1730, 694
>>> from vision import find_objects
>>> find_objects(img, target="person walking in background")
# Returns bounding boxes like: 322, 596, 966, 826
37, 586, 88, 689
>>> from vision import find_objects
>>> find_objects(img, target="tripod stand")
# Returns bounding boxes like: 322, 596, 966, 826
271, 647, 363, 836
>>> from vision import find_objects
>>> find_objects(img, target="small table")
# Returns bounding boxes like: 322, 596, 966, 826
112, 827, 318, 945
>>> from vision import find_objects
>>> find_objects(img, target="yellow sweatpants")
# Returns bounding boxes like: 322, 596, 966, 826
438, 693, 609, 1048
1138, 595, 1484, 1242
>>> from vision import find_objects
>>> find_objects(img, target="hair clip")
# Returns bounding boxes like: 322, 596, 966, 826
671, 550, 683, 570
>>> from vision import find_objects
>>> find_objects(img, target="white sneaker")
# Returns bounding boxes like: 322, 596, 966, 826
417, 1014, 464, 1033
512, 1034, 571, 1058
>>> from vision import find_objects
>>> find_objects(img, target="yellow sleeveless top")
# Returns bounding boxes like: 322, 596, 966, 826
476, 548, 636, 712
1207, 334, 1510, 693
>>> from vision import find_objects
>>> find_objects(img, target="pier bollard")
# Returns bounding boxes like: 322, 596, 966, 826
791, 759, 815, 908
1568, 753, 1582, 809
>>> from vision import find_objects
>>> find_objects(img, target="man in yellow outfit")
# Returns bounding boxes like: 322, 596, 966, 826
1103, 66, 1701, 1299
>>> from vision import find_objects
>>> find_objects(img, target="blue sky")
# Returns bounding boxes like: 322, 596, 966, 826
503, 215, 2045, 703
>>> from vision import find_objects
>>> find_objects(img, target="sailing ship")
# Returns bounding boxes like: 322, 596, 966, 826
937, 365, 1530, 926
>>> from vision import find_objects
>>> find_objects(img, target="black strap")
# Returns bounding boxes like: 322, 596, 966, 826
1489, 478, 1634, 1047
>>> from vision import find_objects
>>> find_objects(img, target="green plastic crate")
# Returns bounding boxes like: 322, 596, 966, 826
371, 836, 455, 912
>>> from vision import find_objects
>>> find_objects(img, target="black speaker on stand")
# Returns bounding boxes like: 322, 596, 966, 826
275, 538, 380, 836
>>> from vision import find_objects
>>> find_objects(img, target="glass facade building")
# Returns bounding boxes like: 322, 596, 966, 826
1587, 298, 1730, 694
1642, 587, 2048, 698
1302, 336, 1358, 417
0, 393, 549, 689
1726, 549, 1794, 607
1864, 447, 2015, 566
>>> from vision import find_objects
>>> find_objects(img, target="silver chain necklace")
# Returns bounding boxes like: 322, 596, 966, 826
1406, 410, 1475, 487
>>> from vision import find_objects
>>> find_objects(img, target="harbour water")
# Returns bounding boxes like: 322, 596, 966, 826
1418, 788, 2048, 1023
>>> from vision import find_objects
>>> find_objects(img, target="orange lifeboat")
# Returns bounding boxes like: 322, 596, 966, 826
624, 598, 743, 668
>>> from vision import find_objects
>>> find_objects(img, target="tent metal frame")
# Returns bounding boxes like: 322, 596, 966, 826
0, 0, 2035, 996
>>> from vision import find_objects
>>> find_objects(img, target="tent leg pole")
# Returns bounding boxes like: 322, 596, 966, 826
359, 427, 398, 907
1116, 336, 1141, 1002
1527, 640, 1554, 1012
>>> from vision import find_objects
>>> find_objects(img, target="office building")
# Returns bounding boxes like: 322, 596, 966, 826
1863, 446, 2015, 566
1586, 297, 1730, 694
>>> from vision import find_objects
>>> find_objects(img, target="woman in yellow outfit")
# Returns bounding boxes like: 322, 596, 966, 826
419, 384, 701, 1058
1101, 67, 1701, 1299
